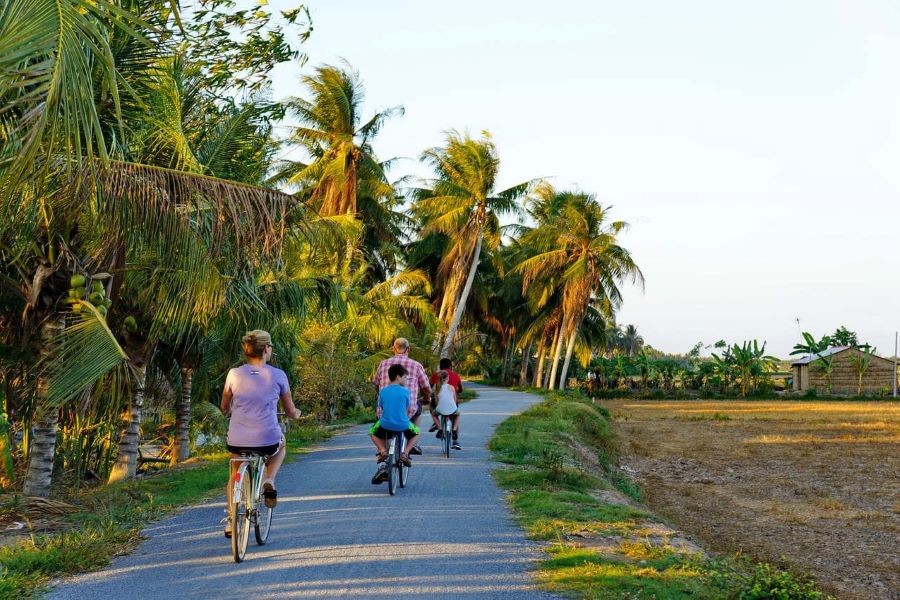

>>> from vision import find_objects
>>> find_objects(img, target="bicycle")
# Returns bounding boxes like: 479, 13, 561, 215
436, 412, 453, 458
382, 430, 410, 496
226, 414, 286, 563
228, 450, 275, 562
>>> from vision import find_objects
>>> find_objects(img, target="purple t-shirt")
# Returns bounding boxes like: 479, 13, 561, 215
225, 364, 289, 447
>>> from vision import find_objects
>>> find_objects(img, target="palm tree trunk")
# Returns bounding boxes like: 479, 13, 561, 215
519, 340, 533, 386
533, 338, 547, 387
108, 363, 147, 483
440, 229, 483, 359
0, 406, 13, 491
548, 324, 565, 390
543, 326, 561, 388
23, 316, 65, 497
172, 366, 193, 464
558, 328, 579, 390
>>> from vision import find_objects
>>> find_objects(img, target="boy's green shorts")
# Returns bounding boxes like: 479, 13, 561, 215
368, 420, 420, 438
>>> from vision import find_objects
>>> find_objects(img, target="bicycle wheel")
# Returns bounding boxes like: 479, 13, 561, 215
231, 466, 251, 563
399, 454, 409, 488
387, 456, 398, 495
254, 498, 273, 545
387, 435, 398, 495
443, 418, 451, 458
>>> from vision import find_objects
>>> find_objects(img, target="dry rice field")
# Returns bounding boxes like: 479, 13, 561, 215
602, 399, 900, 600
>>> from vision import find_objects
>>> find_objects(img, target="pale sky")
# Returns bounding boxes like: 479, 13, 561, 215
267, 0, 900, 359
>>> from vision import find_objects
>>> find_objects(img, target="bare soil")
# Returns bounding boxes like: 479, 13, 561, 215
602, 399, 900, 600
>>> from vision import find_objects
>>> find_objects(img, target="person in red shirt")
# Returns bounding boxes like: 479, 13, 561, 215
428, 357, 463, 432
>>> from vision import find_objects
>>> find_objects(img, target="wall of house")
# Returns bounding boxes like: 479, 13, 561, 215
806, 348, 897, 395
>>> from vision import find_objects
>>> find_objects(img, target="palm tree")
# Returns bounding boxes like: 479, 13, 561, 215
281, 62, 402, 218
0, 0, 308, 495
414, 131, 531, 358
516, 188, 643, 389
621, 324, 644, 357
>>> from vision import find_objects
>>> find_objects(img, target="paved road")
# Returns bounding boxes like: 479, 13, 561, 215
50, 385, 556, 599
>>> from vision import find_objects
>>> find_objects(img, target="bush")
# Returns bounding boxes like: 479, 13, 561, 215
738, 563, 824, 600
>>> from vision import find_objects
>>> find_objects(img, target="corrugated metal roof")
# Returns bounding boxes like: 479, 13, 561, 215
791, 346, 850, 365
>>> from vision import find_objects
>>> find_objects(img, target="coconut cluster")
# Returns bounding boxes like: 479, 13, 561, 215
67, 274, 136, 332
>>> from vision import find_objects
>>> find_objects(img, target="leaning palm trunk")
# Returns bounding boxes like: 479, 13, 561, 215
547, 324, 565, 389
440, 229, 483, 359
543, 327, 561, 388
533, 338, 547, 387
108, 364, 147, 483
558, 328, 579, 390
23, 316, 66, 497
172, 366, 193, 464
519, 340, 533, 386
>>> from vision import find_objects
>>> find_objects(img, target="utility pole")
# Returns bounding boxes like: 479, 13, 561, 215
893, 331, 897, 398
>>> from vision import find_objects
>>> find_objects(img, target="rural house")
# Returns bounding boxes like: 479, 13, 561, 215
791, 346, 897, 395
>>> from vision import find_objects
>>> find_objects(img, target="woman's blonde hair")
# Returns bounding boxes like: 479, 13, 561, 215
242, 330, 271, 359
434, 369, 449, 397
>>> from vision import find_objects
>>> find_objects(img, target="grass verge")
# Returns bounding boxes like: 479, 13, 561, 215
0, 423, 329, 600
489, 390, 831, 599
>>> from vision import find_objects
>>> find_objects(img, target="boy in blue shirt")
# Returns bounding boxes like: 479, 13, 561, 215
369, 364, 420, 484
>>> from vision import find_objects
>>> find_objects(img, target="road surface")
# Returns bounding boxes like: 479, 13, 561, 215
50, 385, 556, 599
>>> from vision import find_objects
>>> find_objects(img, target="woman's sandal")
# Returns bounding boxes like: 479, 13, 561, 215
262, 481, 278, 508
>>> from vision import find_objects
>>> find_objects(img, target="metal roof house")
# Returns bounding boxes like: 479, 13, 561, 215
791, 346, 897, 395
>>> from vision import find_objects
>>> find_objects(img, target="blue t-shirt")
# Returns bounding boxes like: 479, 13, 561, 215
377, 384, 411, 431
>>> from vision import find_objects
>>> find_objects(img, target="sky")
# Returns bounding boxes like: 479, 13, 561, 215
265, 0, 900, 359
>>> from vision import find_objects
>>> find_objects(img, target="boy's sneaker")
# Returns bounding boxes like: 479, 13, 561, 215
451, 441, 462, 450
409, 444, 422, 455
371, 463, 388, 485
428, 424, 438, 432
399, 453, 412, 467
435, 430, 443, 439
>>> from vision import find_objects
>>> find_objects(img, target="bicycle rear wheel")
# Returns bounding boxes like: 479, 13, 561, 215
231, 467, 251, 562
443, 417, 451, 458
399, 449, 409, 488
387, 457, 398, 495
387, 435, 399, 495
254, 502, 273, 545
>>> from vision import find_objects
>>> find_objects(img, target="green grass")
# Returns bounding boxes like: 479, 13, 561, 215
0, 423, 330, 600
490, 391, 831, 599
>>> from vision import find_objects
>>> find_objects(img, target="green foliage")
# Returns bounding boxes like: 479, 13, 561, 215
735, 563, 825, 600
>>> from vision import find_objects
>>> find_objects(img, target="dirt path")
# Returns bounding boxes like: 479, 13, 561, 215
603, 399, 900, 600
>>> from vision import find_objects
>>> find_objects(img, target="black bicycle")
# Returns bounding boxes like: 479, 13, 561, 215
383, 430, 409, 495
437, 413, 453, 458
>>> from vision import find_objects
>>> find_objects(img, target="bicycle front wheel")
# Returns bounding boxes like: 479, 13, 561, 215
231, 469, 251, 562
254, 501, 273, 545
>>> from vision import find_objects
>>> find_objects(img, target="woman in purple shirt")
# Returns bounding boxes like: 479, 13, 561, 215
221, 330, 301, 536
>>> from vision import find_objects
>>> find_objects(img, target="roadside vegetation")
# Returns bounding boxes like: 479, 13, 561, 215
490, 390, 830, 599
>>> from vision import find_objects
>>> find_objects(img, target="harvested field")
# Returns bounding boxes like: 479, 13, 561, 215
602, 399, 900, 600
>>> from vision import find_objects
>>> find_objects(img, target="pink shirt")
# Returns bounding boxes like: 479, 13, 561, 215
373, 354, 429, 413
225, 364, 289, 447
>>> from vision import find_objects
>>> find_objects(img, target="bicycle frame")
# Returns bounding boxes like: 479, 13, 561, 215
231, 454, 267, 514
